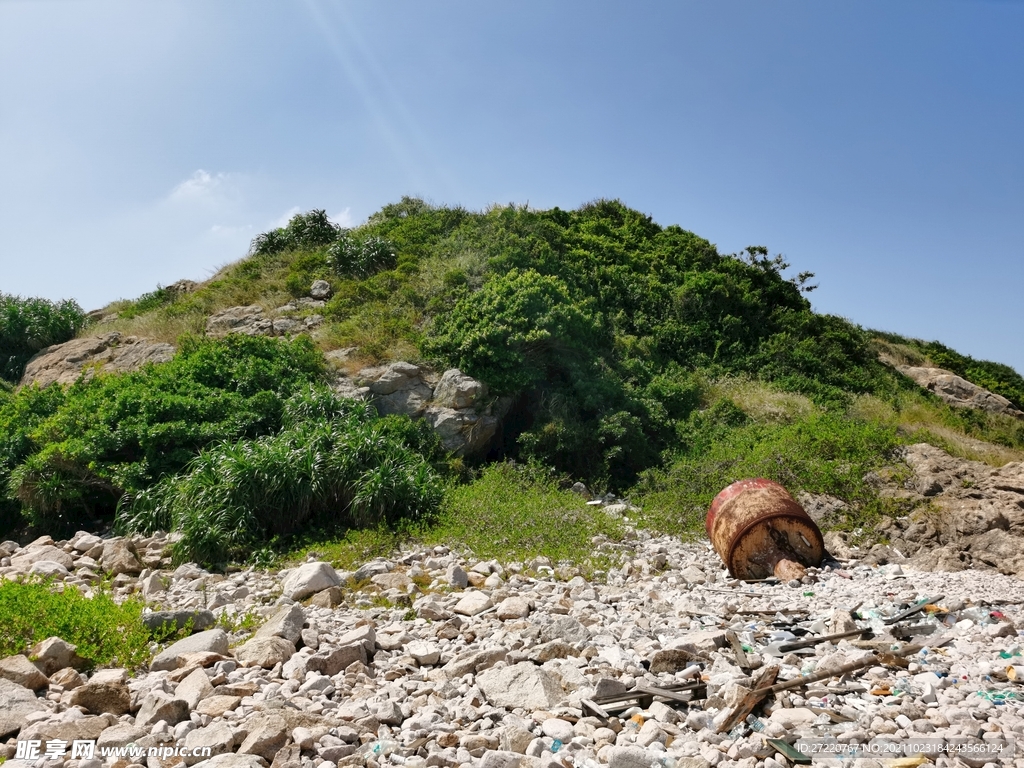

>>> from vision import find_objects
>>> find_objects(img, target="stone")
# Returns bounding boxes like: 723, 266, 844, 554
0, 654, 49, 690
205, 306, 276, 337
442, 648, 508, 678
454, 591, 493, 616
650, 648, 704, 674
336, 624, 376, 656
49, 667, 84, 689
477, 662, 565, 710
423, 406, 499, 456
478, 752, 525, 768
192, 755, 268, 768
236, 714, 289, 761
447, 564, 469, 588
309, 280, 331, 300
11, 545, 74, 571
308, 586, 344, 608
0, 677, 47, 738
100, 538, 143, 575
541, 718, 574, 742
606, 747, 662, 768
151, 629, 230, 672
406, 641, 441, 666
68, 679, 131, 715
19, 333, 175, 388
195, 695, 242, 718
432, 369, 487, 410
310, 644, 366, 675
236, 637, 296, 668
254, 604, 306, 645
898, 366, 1024, 419
174, 667, 215, 710
19, 713, 118, 744
135, 691, 190, 727
540, 616, 590, 644
496, 596, 532, 620
29, 560, 69, 577
281, 562, 341, 601
183, 723, 236, 766
71, 532, 104, 553
143, 610, 216, 634
97, 723, 149, 749
29, 636, 83, 674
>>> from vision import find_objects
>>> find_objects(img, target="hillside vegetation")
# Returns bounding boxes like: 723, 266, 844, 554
2, 198, 1023, 567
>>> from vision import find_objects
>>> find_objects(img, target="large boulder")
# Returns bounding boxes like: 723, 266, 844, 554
358, 362, 434, 417
0, 677, 47, 738
432, 368, 487, 409
19, 332, 174, 388
477, 661, 565, 710
281, 561, 341, 600
898, 366, 1024, 419
0, 655, 49, 690
151, 629, 230, 672
205, 306, 276, 337
424, 406, 499, 456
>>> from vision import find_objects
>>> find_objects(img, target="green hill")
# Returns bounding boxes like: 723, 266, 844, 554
2, 198, 1022, 566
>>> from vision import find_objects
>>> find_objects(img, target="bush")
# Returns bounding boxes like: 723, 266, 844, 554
327, 233, 398, 278
120, 387, 444, 565
248, 209, 341, 257
3, 335, 326, 533
0, 293, 87, 383
0, 578, 151, 669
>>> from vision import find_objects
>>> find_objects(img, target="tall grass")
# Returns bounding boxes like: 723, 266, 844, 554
120, 388, 444, 565
634, 412, 903, 537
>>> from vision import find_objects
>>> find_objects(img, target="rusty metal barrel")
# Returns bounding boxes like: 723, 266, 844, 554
706, 478, 825, 581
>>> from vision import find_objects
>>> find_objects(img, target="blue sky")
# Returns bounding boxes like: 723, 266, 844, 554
2, 1, 1021, 372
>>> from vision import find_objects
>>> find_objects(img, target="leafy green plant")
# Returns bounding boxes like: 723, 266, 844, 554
249, 209, 341, 257
327, 232, 398, 279
0, 293, 87, 383
0, 578, 151, 669
4, 335, 325, 533
120, 387, 444, 565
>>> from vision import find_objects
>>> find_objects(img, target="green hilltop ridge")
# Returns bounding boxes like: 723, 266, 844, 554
2, 198, 1023, 568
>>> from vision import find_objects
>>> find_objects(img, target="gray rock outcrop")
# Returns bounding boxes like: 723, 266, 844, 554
898, 365, 1024, 419
337, 362, 506, 456
19, 332, 174, 388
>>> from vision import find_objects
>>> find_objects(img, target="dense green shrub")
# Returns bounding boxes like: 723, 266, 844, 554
0, 578, 151, 669
120, 387, 443, 565
249, 209, 341, 257
1, 293, 87, 383
3, 335, 325, 533
327, 232, 398, 278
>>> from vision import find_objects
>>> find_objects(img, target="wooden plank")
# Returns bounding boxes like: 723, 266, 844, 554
717, 665, 779, 733
726, 630, 751, 671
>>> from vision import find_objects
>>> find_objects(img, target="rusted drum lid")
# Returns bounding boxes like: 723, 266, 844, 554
706, 478, 825, 579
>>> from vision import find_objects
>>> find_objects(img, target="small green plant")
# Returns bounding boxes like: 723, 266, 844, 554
217, 607, 263, 634
0, 578, 151, 669
0, 293, 87, 384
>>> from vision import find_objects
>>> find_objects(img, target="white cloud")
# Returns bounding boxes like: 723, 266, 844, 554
331, 207, 355, 228
169, 169, 231, 203
271, 206, 302, 229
